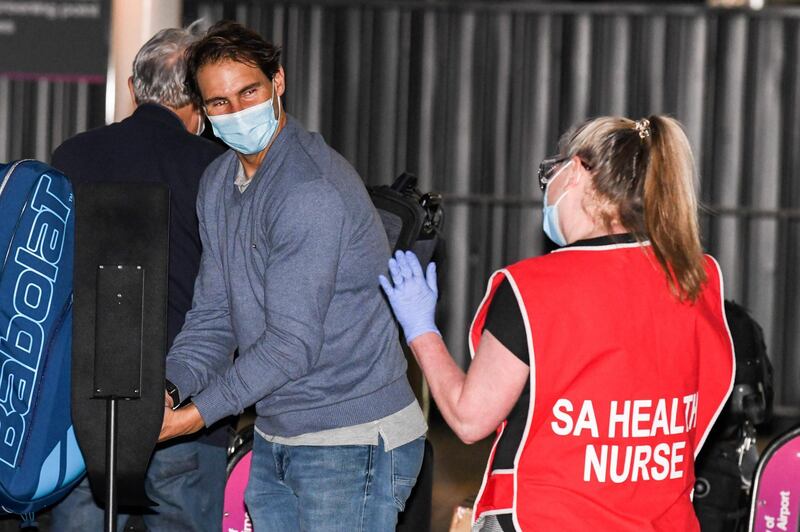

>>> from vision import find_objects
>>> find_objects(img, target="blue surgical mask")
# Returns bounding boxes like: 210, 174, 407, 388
542, 160, 573, 247
207, 93, 281, 154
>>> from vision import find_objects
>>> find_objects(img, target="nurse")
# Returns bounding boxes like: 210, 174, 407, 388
380, 115, 736, 531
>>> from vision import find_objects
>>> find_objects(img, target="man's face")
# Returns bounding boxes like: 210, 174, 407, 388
197, 59, 277, 116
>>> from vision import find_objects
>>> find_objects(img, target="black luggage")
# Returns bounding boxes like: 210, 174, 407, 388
693, 300, 774, 531
369, 171, 444, 268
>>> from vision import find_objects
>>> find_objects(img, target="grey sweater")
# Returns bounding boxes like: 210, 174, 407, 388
166, 116, 415, 437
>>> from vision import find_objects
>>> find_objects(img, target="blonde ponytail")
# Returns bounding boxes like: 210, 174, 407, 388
641, 116, 706, 301
559, 115, 707, 301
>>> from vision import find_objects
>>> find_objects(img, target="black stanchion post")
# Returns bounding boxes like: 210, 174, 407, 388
105, 398, 118, 532
72, 183, 170, 528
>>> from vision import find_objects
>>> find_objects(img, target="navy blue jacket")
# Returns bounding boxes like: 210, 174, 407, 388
52, 103, 224, 351
51, 103, 227, 443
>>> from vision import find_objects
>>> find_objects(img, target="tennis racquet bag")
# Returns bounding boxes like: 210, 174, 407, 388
0, 160, 84, 517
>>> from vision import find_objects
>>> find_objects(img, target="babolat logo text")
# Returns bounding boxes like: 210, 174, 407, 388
0, 175, 70, 467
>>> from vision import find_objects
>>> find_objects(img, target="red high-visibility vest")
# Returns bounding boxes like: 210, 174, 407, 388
470, 242, 735, 532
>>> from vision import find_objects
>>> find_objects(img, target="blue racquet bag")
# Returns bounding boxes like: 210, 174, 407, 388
0, 160, 84, 518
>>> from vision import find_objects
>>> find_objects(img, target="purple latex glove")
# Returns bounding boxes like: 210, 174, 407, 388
379, 250, 440, 343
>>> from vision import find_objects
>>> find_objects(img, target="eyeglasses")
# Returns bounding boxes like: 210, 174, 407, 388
538, 156, 568, 191
537, 155, 590, 191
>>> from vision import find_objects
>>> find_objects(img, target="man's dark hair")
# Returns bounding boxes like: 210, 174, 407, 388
184, 20, 282, 106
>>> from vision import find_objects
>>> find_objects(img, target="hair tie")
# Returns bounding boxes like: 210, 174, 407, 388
634, 118, 651, 139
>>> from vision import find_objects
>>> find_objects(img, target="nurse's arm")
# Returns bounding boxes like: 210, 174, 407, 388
408, 330, 529, 444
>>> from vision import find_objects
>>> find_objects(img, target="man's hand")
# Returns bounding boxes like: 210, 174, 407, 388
159, 403, 205, 442
164, 390, 174, 409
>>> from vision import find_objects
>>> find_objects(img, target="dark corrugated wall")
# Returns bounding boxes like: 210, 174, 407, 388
3, 2, 799, 413
0, 78, 105, 162
182, 1, 800, 413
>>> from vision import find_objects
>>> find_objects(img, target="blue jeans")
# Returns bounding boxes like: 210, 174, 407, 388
244, 435, 425, 532
50, 439, 227, 532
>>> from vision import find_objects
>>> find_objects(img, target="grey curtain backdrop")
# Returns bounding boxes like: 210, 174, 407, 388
3, 1, 799, 413
0, 78, 104, 163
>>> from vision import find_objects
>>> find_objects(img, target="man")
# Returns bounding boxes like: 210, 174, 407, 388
159, 21, 426, 531
50, 24, 228, 532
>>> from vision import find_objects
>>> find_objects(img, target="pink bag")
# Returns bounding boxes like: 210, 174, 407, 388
749, 425, 800, 532
223, 426, 253, 532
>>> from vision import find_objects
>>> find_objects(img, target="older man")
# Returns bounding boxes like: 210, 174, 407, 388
50, 24, 227, 532
158, 21, 426, 531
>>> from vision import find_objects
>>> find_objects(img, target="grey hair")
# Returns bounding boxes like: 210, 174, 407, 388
131, 20, 207, 108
